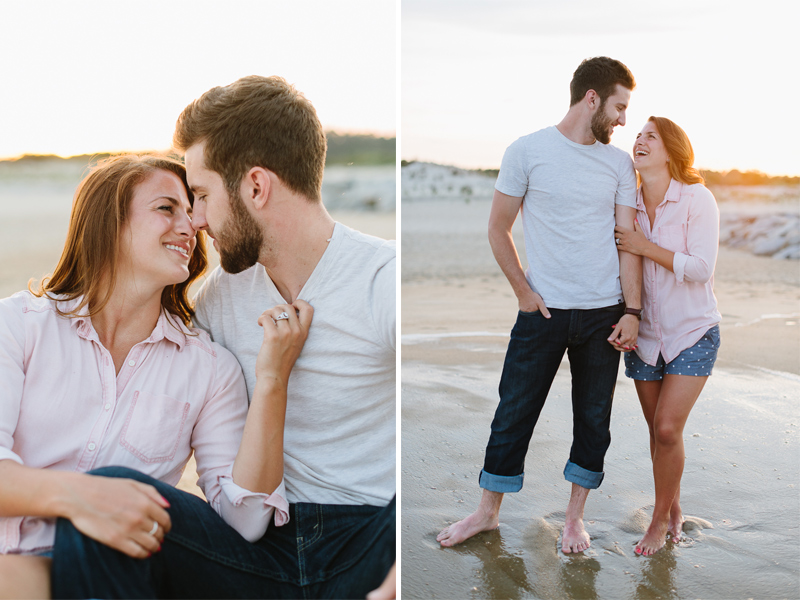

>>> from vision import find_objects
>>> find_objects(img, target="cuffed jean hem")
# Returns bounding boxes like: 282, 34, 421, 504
479, 469, 523, 493
563, 460, 603, 489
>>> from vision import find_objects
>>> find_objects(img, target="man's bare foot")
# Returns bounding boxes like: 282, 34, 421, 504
635, 518, 669, 556
667, 505, 684, 542
437, 509, 499, 547
561, 518, 591, 554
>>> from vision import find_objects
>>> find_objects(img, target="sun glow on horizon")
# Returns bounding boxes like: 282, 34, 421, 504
0, 0, 395, 161
402, 0, 800, 178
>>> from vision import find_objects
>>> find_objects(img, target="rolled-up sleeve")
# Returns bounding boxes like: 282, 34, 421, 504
0, 295, 27, 465
192, 345, 289, 542
673, 189, 719, 284
217, 476, 290, 541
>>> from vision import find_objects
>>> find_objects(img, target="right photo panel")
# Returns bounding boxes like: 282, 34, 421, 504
400, 1, 800, 598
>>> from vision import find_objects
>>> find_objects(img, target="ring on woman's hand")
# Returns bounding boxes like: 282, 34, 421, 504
275, 312, 290, 322
148, 521, 159, 536
615, 238, 621, 245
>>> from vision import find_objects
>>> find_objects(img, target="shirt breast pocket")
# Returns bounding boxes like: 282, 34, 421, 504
120, 391, 190, 463
658, 224, 687, 253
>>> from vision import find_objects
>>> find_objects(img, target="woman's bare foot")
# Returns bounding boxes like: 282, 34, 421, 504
667, 504, 684, 542
635, 518, 669, 556
437, 508, 499, 547
561, 517, 591, 554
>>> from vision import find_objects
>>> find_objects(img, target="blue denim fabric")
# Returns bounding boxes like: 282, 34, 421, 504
478, 469, 523, 493
625, 325, 721, 380
481, 305, 623, 492
51, 467, 395, 599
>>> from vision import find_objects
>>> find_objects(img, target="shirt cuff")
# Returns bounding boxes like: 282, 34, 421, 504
0, 448, 24, 464
0, 516, 23, 554
216, 476, 290, 542
672, 252, 688, 284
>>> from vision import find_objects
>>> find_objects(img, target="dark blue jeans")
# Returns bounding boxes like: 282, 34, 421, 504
51, 467, 395, 599
480, 305, 623, 492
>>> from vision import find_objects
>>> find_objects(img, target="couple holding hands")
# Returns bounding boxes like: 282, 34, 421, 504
0, 77, 395, 599
438, 57, 721, 558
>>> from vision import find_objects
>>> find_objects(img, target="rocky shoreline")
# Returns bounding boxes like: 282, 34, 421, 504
720, 211, 800, 259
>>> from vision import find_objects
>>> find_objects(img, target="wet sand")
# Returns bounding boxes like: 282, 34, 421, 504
401, 199, 800, 599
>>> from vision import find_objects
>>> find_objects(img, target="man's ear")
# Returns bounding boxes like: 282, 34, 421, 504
585, 89, 599, 110
243, 167, 272, 210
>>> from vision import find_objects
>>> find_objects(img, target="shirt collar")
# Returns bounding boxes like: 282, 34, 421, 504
151, 310, 188, 350
664, 178, 683, 203
635, 178, 684, 210
67, 296, 187, 350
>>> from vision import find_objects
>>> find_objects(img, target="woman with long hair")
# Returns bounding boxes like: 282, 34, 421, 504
614, 117, 721, 556
0, 155, 311, 597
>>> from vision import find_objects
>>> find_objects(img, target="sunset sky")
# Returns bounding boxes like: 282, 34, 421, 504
402, 0, 799, 177
0, 0, 395, 159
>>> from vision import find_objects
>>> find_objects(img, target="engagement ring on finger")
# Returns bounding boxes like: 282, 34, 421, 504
615, 238, 620, 245
275, 312, 290, 321
148, 521, 159, 536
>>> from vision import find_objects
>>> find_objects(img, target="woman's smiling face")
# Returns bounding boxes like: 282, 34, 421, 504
117, 169, 196, 291
633, 121, 670, 172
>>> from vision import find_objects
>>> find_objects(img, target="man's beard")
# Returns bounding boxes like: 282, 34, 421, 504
213, 190, 264, 274
590, 99, 613, 144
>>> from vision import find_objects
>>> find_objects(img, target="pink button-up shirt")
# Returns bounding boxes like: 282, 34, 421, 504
0, 292, 288, 554
634, 179, 722, 365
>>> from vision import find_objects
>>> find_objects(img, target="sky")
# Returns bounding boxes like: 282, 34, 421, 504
402, 0, 800, 177
0, 0, 396, 159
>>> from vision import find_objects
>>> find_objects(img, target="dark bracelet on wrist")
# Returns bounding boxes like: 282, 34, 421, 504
623, 307, 642, 320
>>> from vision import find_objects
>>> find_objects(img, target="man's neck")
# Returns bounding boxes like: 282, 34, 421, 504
260, 201, 336, 303
556, 107, 596, 145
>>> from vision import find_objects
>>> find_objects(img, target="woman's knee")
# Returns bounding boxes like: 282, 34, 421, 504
87, 465, 152, 481
654, 421, 683, 447
85, 466, 179, 501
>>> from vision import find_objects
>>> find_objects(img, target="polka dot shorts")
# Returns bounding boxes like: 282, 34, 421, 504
625, 325, 720, 380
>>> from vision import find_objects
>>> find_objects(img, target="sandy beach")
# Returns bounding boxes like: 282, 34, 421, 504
401, 198, 800, 599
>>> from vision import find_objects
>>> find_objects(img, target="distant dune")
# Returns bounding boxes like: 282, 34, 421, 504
0, 132, 396, 169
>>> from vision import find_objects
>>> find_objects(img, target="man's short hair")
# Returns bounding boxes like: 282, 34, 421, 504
569, 57, 636, 106
173, 76, 327, 201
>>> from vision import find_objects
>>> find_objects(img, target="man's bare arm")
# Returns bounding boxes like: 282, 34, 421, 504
488, 189, 550, 317
608, 204, 641, 350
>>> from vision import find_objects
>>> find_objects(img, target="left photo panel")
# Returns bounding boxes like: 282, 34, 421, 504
0, 1, 397, 598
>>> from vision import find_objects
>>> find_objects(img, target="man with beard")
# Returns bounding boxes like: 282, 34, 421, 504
437, 57, 642, 553
51, 76, 395, 599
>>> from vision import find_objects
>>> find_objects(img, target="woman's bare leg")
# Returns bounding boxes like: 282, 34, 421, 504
636, 374, 708, 556
635, 379, 687, 542
0, 555, 51, 599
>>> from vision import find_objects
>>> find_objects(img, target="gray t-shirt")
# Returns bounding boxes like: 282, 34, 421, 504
194, 223, 396, 506
495, 126, 637, 309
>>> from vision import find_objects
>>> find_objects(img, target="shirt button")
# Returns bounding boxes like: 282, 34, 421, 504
128, 360, 136, 367
88, 443, 96, 451
104, 404, 111, 411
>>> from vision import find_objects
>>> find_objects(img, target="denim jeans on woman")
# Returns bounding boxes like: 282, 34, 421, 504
51, 466, 395, 599
479, 304, 624, 493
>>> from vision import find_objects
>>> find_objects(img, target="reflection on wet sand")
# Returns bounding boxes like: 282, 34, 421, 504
402, 348, 799, 599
